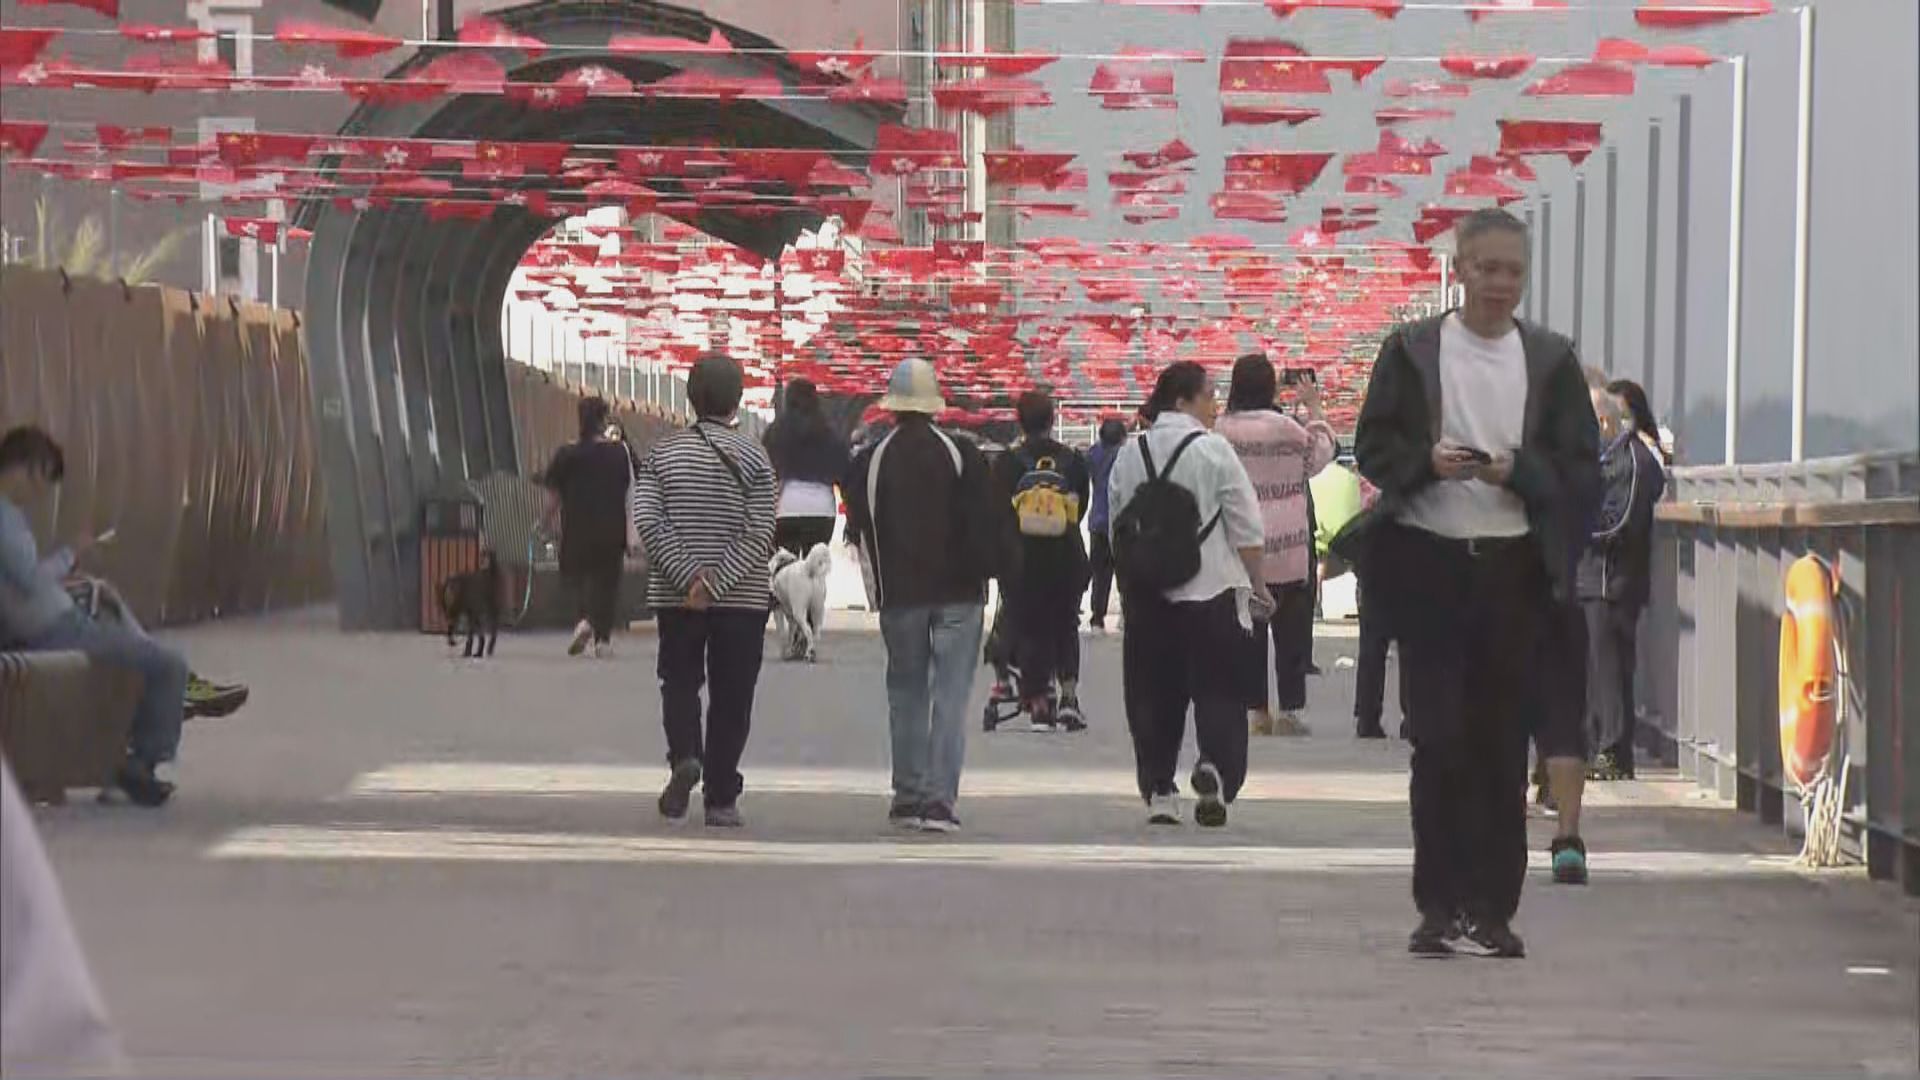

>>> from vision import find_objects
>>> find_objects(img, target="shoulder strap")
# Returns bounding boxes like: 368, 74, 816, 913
926, 427, 965, 477
1158, 430, 1209, 480
1137, 433, 1159, 482
693, 424, 748, 494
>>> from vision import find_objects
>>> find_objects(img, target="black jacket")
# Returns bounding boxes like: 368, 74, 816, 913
1577, 434, 1667, 610
844, 416, 1007, 610
1353, 312, 1601, 602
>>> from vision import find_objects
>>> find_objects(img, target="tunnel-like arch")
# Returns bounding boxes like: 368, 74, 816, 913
298, 0, 894, 629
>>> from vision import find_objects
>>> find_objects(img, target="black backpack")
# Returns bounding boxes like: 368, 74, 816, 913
1111, 431, 1220, 594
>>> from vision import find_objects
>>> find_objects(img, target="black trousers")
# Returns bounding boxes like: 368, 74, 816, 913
1354, 576, 1393, 730
1008, 589, 1080, 699
563, 549, 624, 643
1374, 524, 1542, 926
1122, 589, 1252, 804
774, 516, 836, 559
1245, 580, 1315, 711
1087, 531, 1116, 625
655, 607, 770, 807
1585, 599, 1642, 774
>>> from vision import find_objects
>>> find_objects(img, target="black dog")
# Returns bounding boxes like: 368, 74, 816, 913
439, 552, 502, 659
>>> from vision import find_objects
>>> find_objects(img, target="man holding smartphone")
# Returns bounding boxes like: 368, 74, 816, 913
1354, 209, 1599, 959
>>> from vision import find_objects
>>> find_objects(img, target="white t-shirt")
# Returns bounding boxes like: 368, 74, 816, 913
1400, 314, 1531, 539
777, 479, 838, 520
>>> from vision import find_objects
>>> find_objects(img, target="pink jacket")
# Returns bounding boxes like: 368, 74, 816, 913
1215, 409, 1338, 586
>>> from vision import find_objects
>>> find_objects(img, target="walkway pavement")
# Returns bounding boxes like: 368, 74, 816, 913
29, 610, 1919, 1078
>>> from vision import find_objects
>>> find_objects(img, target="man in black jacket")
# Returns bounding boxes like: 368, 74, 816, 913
1354, 208, 1600, 959
844, 358, 1007, 834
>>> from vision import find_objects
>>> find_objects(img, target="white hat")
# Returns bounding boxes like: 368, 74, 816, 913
878, 357, 946, 415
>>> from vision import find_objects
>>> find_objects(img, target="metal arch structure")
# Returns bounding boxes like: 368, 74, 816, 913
298, 0, 896, 630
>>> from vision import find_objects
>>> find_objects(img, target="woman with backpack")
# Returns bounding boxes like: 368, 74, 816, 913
1215, 355, 1338, 737
1108, 362, 1269, 828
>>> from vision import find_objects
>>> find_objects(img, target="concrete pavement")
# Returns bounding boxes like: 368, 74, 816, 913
26, 609, 1919, 1078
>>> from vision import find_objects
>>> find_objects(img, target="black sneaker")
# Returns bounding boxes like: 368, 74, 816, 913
888, 800, 924, 831
1551, 836, 1589, 885
112, 760, 174, 808
1190, 761, 1227, 828
919, 803, 962, 834
1055, 696, 1087, 733
1355, 721, 1388, 740
1458, 919, 1526, 959
658, 759, 702, 822
1408, 914, 1455, 957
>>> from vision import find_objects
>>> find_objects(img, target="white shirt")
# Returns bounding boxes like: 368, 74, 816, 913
1401, 314, 1531, 539
776, 479, 838, 520
1108, 412, 1265, 605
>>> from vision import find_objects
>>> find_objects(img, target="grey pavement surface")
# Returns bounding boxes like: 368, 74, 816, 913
28, 609, 1920, 1079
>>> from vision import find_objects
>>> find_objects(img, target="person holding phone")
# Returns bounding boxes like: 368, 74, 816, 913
1216, 354, 1337, 738
0, 427, 191, 807
1354, 209, 1600, 959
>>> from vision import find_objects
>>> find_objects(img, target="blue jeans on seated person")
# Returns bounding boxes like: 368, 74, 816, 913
879, 603, 984, 810
24, 608, 189, 767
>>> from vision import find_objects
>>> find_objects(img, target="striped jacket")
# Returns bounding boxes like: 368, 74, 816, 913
631, 419, 777, 612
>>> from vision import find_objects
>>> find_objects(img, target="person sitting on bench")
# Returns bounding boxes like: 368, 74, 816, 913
0, 427, 189, 807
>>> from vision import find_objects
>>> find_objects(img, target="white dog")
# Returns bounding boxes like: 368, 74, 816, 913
768, 544, 832, 662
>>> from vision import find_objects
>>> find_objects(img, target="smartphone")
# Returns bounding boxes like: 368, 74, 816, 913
1454, 447, 1493, 465
1280, 367, 1317, 387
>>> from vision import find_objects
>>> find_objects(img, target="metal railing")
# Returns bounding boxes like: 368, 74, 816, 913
1643, 451, 1919, 894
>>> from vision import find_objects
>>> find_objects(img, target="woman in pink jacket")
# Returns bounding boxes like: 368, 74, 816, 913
1216, 354, 1338, 736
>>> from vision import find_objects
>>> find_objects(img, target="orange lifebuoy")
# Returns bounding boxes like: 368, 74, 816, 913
1778, 555, 1840, 789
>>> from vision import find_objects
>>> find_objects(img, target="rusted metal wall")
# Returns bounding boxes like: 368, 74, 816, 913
0, 267, 332, 627
0, 267, 685, 630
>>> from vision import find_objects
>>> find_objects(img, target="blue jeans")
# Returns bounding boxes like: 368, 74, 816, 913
26, 608, 189, 766
879, 603, 984, 809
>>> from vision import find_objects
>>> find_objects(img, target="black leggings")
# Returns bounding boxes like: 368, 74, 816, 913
564, 552, 623, 643
774, 517, 836, 558
1244, 581, 1316, 712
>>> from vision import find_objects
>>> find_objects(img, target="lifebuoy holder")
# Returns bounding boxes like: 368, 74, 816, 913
1778, 554, 1841, 790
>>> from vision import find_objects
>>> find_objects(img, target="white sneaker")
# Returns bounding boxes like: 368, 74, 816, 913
567, 620, 592, 657
1147, 792, 1183, 826
591, 640, 614, 660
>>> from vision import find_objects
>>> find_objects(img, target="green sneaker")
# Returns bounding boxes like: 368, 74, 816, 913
184, 675, 249, 719
1551, 836, 1589, 885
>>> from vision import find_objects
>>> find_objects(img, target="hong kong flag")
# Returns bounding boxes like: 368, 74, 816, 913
0, 121, 50, 157
223, 217, 283, 244
1635, 0, 1771, 29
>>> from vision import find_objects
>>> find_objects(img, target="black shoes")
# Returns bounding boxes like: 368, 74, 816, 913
1408, 913, 1457, 957
1190, 761, 1227, 828
1410, 913, 1524, 959
1458, 920, 1527, 959
658, 759, 703, 821
1355, 720, 1388, 739
112, 760, 174, 808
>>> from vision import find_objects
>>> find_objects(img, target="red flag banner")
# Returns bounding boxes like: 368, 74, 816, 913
1123, 138, 1197, 170
1525, 61, 1636, 97
457, 16, 549, 57
275, 20, 404, 59
1464, 0, 1568, 17
0, 28, 57, 69
0, 121, 50, 157
1498, 118, 1604, 164
1593, 38, 1717, 68
1635, 1, 1772, 29
1266, 0, 1401, 17
1440, 53, 1535, 80
223, 217, 282, 244
18, 0, 118, 17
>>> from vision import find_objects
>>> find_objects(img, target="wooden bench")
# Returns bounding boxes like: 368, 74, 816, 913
0, 651, 140, 804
